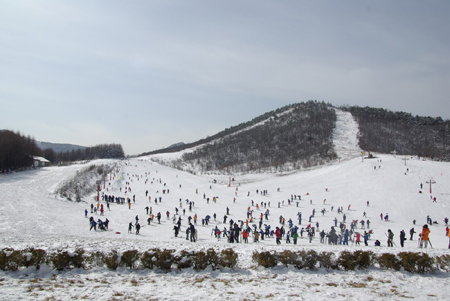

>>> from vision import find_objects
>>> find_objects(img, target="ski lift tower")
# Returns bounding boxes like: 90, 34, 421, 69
402, 157, 409, 166
96, 180, 102, 201
426, 178, 436, 194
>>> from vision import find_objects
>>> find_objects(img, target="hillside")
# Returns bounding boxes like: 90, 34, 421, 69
149, 101, 338, 174
143, 102, 450, 174
341, 105, 450, 160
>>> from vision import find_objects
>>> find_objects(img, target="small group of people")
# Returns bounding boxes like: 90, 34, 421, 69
386, 224, 431, 248
89, 216, 109, 231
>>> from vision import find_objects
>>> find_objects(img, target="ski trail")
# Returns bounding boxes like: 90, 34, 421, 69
332, 109, 361, 160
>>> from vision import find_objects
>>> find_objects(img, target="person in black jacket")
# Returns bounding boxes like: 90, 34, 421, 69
410, 227, 416, 240
400, 230, 406, 247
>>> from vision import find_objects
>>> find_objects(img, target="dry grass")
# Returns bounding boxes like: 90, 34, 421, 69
348, 282, 367, 288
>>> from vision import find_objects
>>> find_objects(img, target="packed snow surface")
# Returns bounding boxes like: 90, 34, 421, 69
332, 109, 361, 160
1, 152, 450, 300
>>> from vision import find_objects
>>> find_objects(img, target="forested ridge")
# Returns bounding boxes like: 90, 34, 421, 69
340, 106, 450, 160
151, 101, 338, 173
150, 101, 450, 174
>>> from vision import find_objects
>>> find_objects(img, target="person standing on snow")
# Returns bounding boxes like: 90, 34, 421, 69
89, 218, 97, 231
363, 231, 369, 246
275, 227, 282, 245
420, 224, 431, 248
387, 229, 394, 247
400, 230, 406, 247
410, 227, 416, 240
355, 232, 361, 245
189, 223, 196, 242
293, 231, 299, 245
343, 229, 349, 245
135, 223, 141, 235
448, 227, 450, 249
128, 222, 134, 234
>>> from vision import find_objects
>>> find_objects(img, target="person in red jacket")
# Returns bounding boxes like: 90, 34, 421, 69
243, 230, 249, 243
420, 224, 431, 248
275, 227, 282, 245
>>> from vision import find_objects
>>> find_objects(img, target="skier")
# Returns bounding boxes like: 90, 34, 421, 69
308, 228, 314, 243
410, 228, 416, 240
400, 230, 406, 247
328, 226, 337, 245
292, 230, 299, 245
89, 218, 97, 231
135, 223, 141, 235
420, 224, 431, 248
343, 229, 349, 245
448, 227, 450, 249
128, 222, 133, 233
320, 230, 325, 243
189, 223, 196, 242
387, 229, 394, 247
363, 231, 369, 246
243, 230, 249, 243
275, 227, 282, 245
355, 232, 361, 245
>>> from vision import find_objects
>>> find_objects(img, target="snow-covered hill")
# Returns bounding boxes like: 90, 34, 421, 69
1, 150, 450, 300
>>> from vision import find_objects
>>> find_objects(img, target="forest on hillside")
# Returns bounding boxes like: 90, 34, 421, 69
46, 144, 125, 163
340, 106, 450, 160
0, 130, 42, 172
0, 130, 124, 172
155, 101, 338, 173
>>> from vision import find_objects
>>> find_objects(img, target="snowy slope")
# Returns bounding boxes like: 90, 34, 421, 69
332, 109, 361, 160
2, 151, 450, 300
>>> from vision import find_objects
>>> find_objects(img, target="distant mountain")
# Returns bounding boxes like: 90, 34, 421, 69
37, 141, 86, 153
166, 142, 186, 149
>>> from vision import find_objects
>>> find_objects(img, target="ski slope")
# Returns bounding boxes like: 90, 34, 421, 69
1, 153, 450, 300
2, 108, 450, 300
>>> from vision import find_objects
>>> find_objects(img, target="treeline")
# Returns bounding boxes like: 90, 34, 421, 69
340, 106, 450, 160
0, 130, 43, 172
45, 144, 125, 163
178, 101, 337, 173
0, 129, 125, 172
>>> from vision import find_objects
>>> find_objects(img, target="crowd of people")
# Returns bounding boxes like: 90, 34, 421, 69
85, 160, 450, 250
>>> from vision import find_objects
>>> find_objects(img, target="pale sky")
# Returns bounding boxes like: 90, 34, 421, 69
1, 1, 449, 155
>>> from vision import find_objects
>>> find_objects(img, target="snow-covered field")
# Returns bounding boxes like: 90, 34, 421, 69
2, 111, 450, 300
